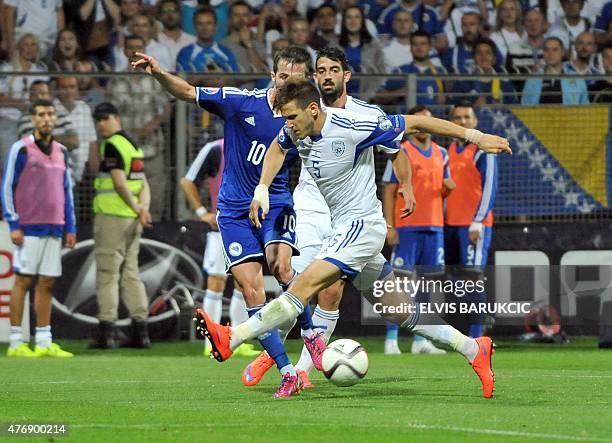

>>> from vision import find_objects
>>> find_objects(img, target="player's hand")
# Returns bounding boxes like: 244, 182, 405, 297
468, 221, 483, 244
10, 229, 24, 246
139, 207, 153, 228
397, 184, 416, 218
249, 184, 269, 229
65, 233, 77, 249
386, 226, 399, 247
131, 52, 162, 75
442, 178, 456, 198
200, 212, 218, 231
477, 134, 512, 155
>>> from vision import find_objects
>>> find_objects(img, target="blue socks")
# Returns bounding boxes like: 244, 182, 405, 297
386, 323, 399, 340
247, 304, 290, 370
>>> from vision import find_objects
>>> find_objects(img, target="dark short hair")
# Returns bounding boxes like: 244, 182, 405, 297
450, 101, 475, 117
316, 46, 350, 72
30, 99, 54, 114
158, 0, 180, 14
316, 2, 337, 15
544, 36, 565, 49
93, 102, 120, 120
125, 34, 145, 46
410, 30, 432, 42
229, 0, 251, 14
193, 6, 217, 25
473, 37, 498, 54
29, 80, 49, 92
273, 79, 320, 111
273, 46, 313, 74
408, 105, 431, 115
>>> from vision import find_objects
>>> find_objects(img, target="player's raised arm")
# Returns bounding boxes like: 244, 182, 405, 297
131, 52, 196, 102
249, 138, 288, 229
404, 115, 512, 155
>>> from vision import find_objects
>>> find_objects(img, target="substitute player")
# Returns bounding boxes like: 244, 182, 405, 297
133, 46, 315, 398
445, 102, 497, 338
2, 99, 76, 358
383, 105, 454, 355
198, 79, 511, 399
180, 138, 259, 358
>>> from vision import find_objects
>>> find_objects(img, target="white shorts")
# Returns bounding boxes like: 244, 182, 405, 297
203, 231, 226, 277
292, 209, 334, 273
316, 218, 387, 280
13, 236, 62, 277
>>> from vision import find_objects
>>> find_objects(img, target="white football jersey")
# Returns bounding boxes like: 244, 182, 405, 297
293, 96, 387, 214
279, 107, 405, 227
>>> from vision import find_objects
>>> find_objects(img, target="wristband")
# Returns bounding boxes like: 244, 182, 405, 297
253, 184, 270, 212
469, 221, 483, 233
465, 128, 483, 144
195, 206, 207, 217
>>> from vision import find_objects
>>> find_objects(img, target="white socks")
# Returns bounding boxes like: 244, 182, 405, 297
35, 325, 52, 348
412, 324, 479, 362
231, 292, 304, 349
9, 326, 23, 350
295, 306, 339, 373
229, 289, 248, 325
203, 290, 223, 348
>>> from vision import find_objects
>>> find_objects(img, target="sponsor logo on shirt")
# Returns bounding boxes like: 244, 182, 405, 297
202, 87, 220, 94
332, 140, 346, 157
244, 116, 256, 126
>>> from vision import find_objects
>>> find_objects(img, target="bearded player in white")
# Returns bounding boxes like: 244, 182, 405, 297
196, 79, 511, 398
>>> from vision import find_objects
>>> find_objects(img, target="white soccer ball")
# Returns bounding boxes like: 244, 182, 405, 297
322, 339, 369, 387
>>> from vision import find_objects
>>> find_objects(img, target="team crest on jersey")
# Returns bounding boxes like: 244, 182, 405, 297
278, 130, 286, 143
228, 242, 243, 257
393, 256, 404, 268
332, 140, 345, 157
202, 87, 220, 94
378, 116, 393, 131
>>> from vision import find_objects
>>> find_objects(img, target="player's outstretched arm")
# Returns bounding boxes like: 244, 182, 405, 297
131, 52, 196, 102
390, 149, 416, 218
404, 115, 512, 155
249, 139, 287, 229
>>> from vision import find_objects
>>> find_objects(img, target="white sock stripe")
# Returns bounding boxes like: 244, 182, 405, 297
246, 304, 265, 313
401, 308, 420, 330
314, 308, 340, 320
283, 292, 304, 313
204, 294, 223, 301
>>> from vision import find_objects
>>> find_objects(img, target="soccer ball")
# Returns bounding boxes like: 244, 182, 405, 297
322, 339, 368, 387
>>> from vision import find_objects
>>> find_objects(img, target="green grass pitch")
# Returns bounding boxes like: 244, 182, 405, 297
0, 338, 610, 443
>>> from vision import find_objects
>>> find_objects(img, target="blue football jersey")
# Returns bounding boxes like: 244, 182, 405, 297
195, 87, 296, 215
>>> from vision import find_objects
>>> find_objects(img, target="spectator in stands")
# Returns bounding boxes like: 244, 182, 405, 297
114, 13, 172, 71
490, 0, 533, 73
456, 38, 518, 105
256, 3, 290, 55
377, 31, 446, 107
339, 6, 386, 99
54, 76, 97, 184
220, 1, 268, 74
180, 0, 229, 42
0, 33, 49, 161
74, 59, 106, 109
440, 0, 489, 49
157, 0, 195, 71
268, 37, 290, 70
46, 29, 83, 72
567, 31, 601, 75
591, 43, 612, 103
109, 34, 171, 221
1, 0, 64, 58
17, 80, 78, 151
523, 8, 548, 73
522, 37, 589, 104
377, 0, 448, 53
594, 1, 612, 45
119, 0, 142, 31
288, 17, 318, 62
442, 11, 485, 73
383, 10, 414, 72
176, 7, 238, 73
68, 0, 121, 64
337, 0, 379, 38
310, 3, 340, 51
547, 0, 593, 51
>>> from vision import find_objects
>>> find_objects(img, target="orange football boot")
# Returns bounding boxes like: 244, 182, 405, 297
297, 369, 315, 389
194, 308, 233, 362
470, 336, 495, 398
242, 351, 275, 386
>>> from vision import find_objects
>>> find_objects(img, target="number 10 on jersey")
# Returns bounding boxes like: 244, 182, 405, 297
247, 141, 267, 165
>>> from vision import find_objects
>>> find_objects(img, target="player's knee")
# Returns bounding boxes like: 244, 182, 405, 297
270, 258, 293, 284
37, 276, 56, 290
318, 281, 344, 310
207, 275, 226, 292
14, 275, 32, 290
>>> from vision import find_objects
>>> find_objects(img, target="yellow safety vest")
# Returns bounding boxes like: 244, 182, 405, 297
93, 133, 145, 218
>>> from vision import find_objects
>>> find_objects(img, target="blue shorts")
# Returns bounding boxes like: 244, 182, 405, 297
390, 229, 444, 273
217, 205, 299, 272
444, 225, 492, 271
